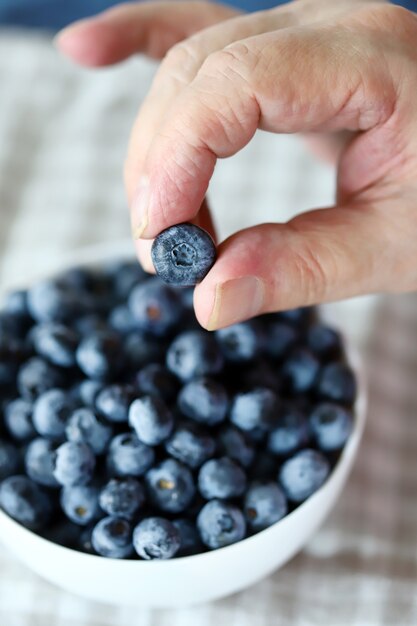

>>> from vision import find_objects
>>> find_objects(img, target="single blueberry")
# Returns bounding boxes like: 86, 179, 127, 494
107, 433, 155, 478
61, 484, 101, 526
31, 323, 79, 368
0, 440, 20, 481
244, 482, 288, 531
57, 266, 98, 292
92, 516, 134, 559
27, 278, 87, 323
124, 331, 166, 369
32, 389, 78, 440
17, 357, 65, 400
268, 406, 309, 457
0, 475, 52, 530
76, 330, 124, 381
264, 321, 299, 360
133, 517, 180, 560
166, 330, 224, 382
309, 402, 353, 451
165, 421, 216, 469
279, 448, 330, 503
129, 395, 174, 446
135, 363, 179, 403
198, 457, 247, 500
307, 324, 343, 360
151, 223, 216, 286
172, 518, 203, 556
3, 289, 30, 320
70, 380, 104, 407
215, 321, 262, 362
281, 348, 320, 394
177, 377, 228, 425
110, 260, 147, 300
66, 408, 113, 455
197, 499, 246, 549
316, 362, 357, 405
4, 398, 36, 441
53, 441, 96, 487
128, 277, 183, 337
99, 477, 145, 519
145, 458, 196, 513
230, 387, 279, 432
95, 384, 135, 424
108, 305, 137, 335
218, 426, 255, 468
25, 438, 59, 487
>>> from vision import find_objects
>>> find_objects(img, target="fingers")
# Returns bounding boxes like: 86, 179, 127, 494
194, 195, 417, 330
55, 1, 239, 67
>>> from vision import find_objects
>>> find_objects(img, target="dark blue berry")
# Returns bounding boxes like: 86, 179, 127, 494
17, 357, 65, 400
31, 323, 79, 368
135, 363, 179, 403
145, 458, 195, 513
198, 457, 247, 500
99, 477, 145, 519
279, 448, 330, 503
110, 260, 147, 300
107, 433, 154, 478
215, 321, 262, 362
307, 324, 343, 360
66, 408, 113, 455
27, 278, 87, 323
230, 387, 279, 432
0, 475, 52, 530
25, 438, 59, 487
70, 380, 104, 407
172, 518, 203, 556
281, 348, 320, 394
92, 516, 134, 558
268, 406, 309, 457
165, 422, 216, 469
197, 499, 246, 549
133, 517, 180, 560
177, 377, 228, 425
61, 484, 101, 525
166, 330, 224, 382
124, 331, 166, 369
108, 305, 137, 334
265, 321, 299, 360
218, 426, 255, 468
129, 395, 174, 446
309, 402, 353, 451
244, 482, 288, 531
151, 223, 216, 286
128, 277, 183, 337
316, 362, 357, 405
32, 389, 78, 440
4, 398, 36, 441
3, 289, 30, 320
53, 441, 95, 487
0, 440, 20, 481
76, 330, 124, 381
72, 314, 108, 336
95, 384, 134, 423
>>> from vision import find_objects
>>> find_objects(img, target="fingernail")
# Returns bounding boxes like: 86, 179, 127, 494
131, 175, 150, 239
206, 276, 264, 330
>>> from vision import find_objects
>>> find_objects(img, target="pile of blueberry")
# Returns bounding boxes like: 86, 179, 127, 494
0, 259, 356, 560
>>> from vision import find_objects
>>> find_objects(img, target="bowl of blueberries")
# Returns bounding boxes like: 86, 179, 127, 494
0, 225, 366, 607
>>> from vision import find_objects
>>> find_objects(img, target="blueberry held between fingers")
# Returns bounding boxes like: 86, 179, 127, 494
133, 517, 180, 560
151, 223, 216, 286
197, 499, 246, 549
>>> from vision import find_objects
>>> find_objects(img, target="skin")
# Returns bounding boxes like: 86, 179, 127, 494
56, 0, 417, 329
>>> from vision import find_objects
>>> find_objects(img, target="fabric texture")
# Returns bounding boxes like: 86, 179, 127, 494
0, 30, 416, 626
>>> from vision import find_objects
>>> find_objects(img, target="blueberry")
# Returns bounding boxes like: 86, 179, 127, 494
61, 484, 101, 525
99, 477, 145, 519
72, 314, 108, 336
198, 457, 247, 500
172, 518, 203, 556
108, 305, 137, 334
107, 433, 155, 478
66, 408, 113, 455
92, 516, 134, 559
218, 426, 255, 468
70, 380, 104, 407
151, 223, 216, 286
53, 441, 95, 487
197, 499, 246, 549
17, 357, 65, 400
57, 266, 98, 292
264, 321, 299, 360
95, 384, 134, 423
145, 458, 195, 513
27, 278, 86, 323
0, 441, 20, 481
110, 260, 147, 300
177, 377, 228, 425
31, 323, 79, 368
4, 398, 36, 441
133, 517, 180, 560
215, 321, 262, 362
309, 402, 353, 451
165, 422, 216, 469
32, 389, 78, 440
268, 406, 309, 457
281, 348, 320, 394
279, 448, 330, 503
124, 331, 166, 369
76, 330, 124, 381
135, 363, 179, 403
241, 358, 281, 392
307, 324, 343, 361
3, 289, 30, 320
230, 387, 279, 432
25, 438, 59, 487
316, 362, 357, 405
166, 330, 224, 382
244, 482, 288, 531
129, 395, 174, 446
128, 277, 183, 337
0, 475, 52, 530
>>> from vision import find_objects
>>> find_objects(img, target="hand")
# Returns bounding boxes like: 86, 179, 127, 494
57, 0, 417, 329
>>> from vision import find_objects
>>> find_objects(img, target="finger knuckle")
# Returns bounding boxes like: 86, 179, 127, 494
291, 242, 333, 303
162, 40, 202, 84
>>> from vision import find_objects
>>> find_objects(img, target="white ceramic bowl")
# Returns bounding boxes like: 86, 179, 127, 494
0, 242, 367, 608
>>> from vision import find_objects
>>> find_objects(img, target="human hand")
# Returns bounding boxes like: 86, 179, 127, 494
57, 0, 417, 329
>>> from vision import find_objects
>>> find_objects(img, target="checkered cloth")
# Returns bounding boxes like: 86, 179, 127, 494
1, 30, 417, 626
